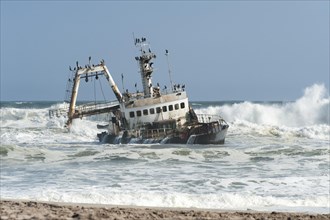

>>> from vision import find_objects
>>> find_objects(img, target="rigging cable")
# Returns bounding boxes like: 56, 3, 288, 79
98, 75, 111, 121
64, 71, 74, 102
98, 75, 107, 103
93, 76, 97, 105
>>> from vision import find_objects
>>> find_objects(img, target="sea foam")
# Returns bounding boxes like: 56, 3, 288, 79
1, 85, 329, 214
14, 189, 328, 214
195, 84, 330, 140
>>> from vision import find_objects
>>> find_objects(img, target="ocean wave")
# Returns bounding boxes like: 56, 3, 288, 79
197, 84, 329, 127
10, 190, 328, 214
195, 84, 330, 140
228, 120, 330, 140
0, 108, 49, 127
1, 84, 329, 143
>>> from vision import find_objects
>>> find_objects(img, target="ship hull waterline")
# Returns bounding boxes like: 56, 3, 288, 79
97, 124, 229, 145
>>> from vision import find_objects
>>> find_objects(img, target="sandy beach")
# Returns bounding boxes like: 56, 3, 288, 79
1, 200, 329, 220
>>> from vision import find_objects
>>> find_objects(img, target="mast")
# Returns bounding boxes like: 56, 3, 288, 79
134, 37, 156, 98
165, 49, 174, 91
66, 62, 81, 127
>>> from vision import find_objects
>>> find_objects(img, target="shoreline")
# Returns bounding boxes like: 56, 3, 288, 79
1, 199, 329, 220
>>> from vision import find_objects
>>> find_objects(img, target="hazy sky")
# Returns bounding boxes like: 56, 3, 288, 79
1, 1, 329, 101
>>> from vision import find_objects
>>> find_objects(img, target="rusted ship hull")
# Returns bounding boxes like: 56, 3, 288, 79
97, 122, 229, 145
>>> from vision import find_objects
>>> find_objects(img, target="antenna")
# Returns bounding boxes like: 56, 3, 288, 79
132, 32, 136, 45
121, 73, 125, 92
165, 49, 174, 91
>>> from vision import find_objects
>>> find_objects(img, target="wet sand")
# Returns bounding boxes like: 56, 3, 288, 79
1, 200, 329, 220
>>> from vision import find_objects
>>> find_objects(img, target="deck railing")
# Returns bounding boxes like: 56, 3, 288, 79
75, 101, 119, 113
49, 101, 119, 118
196, 114, 226, 123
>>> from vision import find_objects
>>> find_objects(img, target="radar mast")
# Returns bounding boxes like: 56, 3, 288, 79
134, 37, 156, 98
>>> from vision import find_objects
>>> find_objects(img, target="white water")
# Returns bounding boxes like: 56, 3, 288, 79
0, 84, 329, 213
196, 84, 330, 140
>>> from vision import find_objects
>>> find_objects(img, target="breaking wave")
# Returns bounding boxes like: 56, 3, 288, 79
19, 190, 327, 214
1, 84, 329, 142
0, 103, 100, 145
195, 84, 330, 140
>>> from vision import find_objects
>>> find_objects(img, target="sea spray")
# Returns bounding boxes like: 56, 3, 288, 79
196, 84, 329, 127
195, 84, 330, 140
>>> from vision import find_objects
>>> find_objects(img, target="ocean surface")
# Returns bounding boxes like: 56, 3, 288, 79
1, 84, 329, 213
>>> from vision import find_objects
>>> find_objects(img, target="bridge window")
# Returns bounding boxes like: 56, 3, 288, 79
143, 109, 148, 115
180, 102, 185, 109
129, 111, 135, 118
137, 110, 142, 117
169, 105, 173, 111
175, 104, 179, 110
150, 108, 155, 114
156, 107, 161, 113
162, 106, 167, 112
